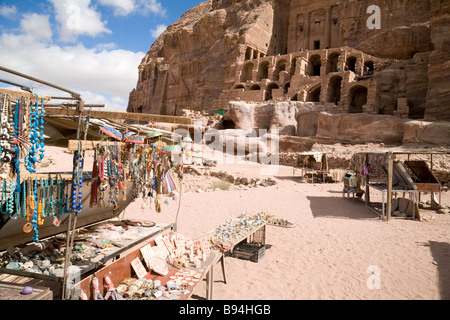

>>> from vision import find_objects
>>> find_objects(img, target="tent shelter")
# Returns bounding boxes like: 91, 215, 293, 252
353, 149, 449, 221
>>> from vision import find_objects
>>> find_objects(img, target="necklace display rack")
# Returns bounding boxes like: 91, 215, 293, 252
59, 112, 187, 299
0, 90, 71, 240
1, 65, 191, 300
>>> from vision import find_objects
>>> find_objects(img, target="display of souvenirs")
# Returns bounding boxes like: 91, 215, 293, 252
0, 89, 189, 302
78, 232, 212, 300
142, 232, 211, 271
81, 274, 198, 300
0, 220, 162, 276
209, 212, 267, 249
0, 92, 74, 242
89, 131, 184, 215
0, 91, 185, 242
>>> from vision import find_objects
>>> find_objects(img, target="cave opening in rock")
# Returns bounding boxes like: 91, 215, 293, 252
364, 60, 374, 75
283, 82, 290, 95
221, 119, 236, 129
346, 56, 357, 73
307, 85, 321, 102
274, 60, 287, 80
327, 75, 342, 103
327, 53, 340, 74
240, 62, 254, 82
265, 83, 279, 101
308, 54, 322, 76
349, 86, 368, 113
258, 61, 270, 80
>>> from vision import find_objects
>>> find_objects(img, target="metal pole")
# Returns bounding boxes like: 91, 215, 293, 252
61, 100, 84, 299
0, 65, 81, 99
0, 78, 31, 92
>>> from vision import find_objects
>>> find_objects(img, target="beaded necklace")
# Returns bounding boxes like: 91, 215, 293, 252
0, 93, 13, 164
53, 176, 67, 226
22, 180, 33, 234
37, 179, 44, 226
72, 151, 84, 214
31, 178, 39, 242
48, 177, 55, 217
25, 100, 38, 173
38, 98, 45, 161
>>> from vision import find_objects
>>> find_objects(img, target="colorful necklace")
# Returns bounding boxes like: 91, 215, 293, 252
72, 151, 84, 214
31, 178, 39, 242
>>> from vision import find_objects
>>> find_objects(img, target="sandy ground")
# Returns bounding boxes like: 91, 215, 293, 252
124, 164, 450, 300
15, 145, 450, 300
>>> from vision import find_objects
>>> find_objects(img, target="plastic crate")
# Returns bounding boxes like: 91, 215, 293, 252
246, 225, 266, 247
343, 173, 357, 188
232, 243, 265, 262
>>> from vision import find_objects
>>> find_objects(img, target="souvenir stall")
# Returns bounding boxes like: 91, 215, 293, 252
68, 121, 226, 300
76, 231, 222, 300
0, 101, 188, 299
352, 149, 449, 221
292, 151, 330, 183
0, 66, 196, 300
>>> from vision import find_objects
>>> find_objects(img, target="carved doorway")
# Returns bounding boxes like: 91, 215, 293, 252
348, 86, 367, 113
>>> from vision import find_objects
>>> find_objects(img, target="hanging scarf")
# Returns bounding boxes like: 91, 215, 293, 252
360, 162, 372, 176
90, 150, 99, 208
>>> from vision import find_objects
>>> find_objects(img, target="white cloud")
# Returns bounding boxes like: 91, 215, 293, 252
94, 42, 119, 51
49, 0, 112, 42
138, 0, 166, 16
0, 31, 144, 111
0, 4, 17, 19
0, 1, 151, 112
99, 0, 166, 17
20, 13, 53, 40
150, 24, 167, 38
76, 89, 128, 111
98, 0, 135, 16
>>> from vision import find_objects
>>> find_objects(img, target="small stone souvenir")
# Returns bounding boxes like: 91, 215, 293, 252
21, 286, 33, 295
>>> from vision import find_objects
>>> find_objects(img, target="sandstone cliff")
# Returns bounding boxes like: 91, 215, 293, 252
127, 0, 449, 123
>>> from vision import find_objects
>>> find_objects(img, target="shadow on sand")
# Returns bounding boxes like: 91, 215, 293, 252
307, 195, 378, 220
426, 241, 450, 299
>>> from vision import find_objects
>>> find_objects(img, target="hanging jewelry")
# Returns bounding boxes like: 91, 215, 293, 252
54, 176, 67, 227
90, 149, 99, 208
25, 99, 38, 173
37, 178, 44, 226
0, 93, 14, 165
31, 178, 39, 242
22, 180, 33, 233
72, 151, 84, 215
38, 98, 45, 161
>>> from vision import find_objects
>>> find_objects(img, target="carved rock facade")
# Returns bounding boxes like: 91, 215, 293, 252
127, 0, 449, 122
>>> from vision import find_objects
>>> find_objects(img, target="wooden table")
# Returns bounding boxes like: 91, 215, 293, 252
201, 221, 267, 295
76, 230, 223, 300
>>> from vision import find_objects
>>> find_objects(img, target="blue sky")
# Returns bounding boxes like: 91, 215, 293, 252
0, 0, 205, 110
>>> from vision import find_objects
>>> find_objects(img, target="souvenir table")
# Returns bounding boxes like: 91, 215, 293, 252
292, 151, 330, 183
0, 220, 173, 297
199, 213, 269, 287
205, 213, 268, 252
77, 230, 222, 300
